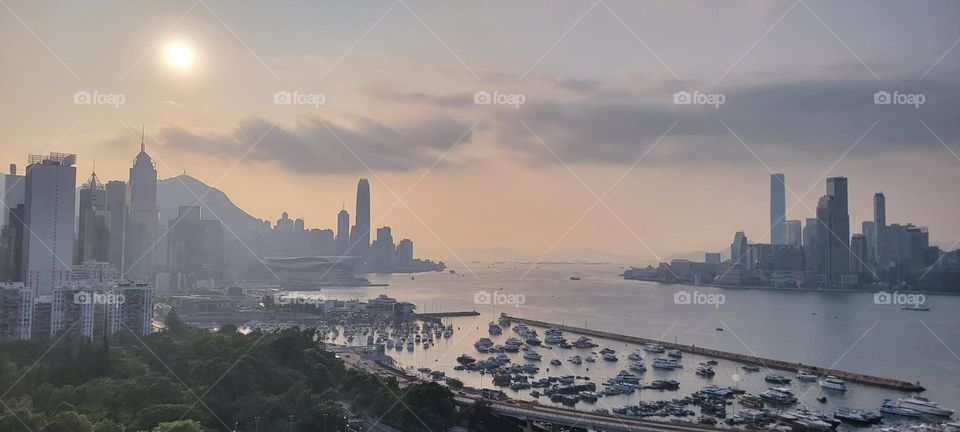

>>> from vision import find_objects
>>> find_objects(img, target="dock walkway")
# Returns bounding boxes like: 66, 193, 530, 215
505, 315, 924, 392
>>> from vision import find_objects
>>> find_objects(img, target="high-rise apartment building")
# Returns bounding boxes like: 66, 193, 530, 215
770, 174, 786, 245
22, 153, 76, 296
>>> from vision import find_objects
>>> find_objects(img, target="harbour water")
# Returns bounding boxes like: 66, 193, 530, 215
319, 262, 960, 424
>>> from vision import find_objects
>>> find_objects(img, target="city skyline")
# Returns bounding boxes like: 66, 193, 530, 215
2, 1, 960, 263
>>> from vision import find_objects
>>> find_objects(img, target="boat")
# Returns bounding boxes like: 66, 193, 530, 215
579, 391, 599, 402
817, 396, 827, 403
406, 340, 414, 351
760, 388, 798, 404
568, 355, 582, 364
765, 374, 791, 384
569, 275, 581, 281
834, 407, 882, 425
696, 366, 716, 376
652, 358, 682, 370
488, 322, 502, 335
544, 334, 565, 345
629, 361, 647, 372
796, 370, 818, 381
880, 400, 922, 417
385, 339, 394, 348
667, 349, 683, 358
525, 337, 542, 346
647, 379, 680, 390
643, 344, 666, 353
550, 359, 561, 366
584, 355, 596, 363
613, 370, 642, 384
573, 336, 597, 348
627, 352, 643, 361
599, 347, 616, 355
818, 376, 846, 391
739, 394, 764, 409
901, 304, 931, 311
602, 352, 618, 362
896, 396, 955, 416
741, 364, 761, 372
523, 351, 542, 361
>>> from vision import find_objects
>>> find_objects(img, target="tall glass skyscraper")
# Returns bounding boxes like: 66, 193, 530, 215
770, 173, 786, 245
350, 178, 371, 258
127, 137, 158, 280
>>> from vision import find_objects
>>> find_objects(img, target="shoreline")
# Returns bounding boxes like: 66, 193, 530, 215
623, 276, 960, 296
505, 314, 925, 393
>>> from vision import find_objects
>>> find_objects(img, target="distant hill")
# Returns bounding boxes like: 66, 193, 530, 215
158, 175, 265, 262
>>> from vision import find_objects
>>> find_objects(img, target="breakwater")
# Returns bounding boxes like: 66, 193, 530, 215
505, 315, 924, 392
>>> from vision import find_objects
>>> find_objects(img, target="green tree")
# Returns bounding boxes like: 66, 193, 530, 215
40, 411, 93, 432
164, 309, 189, 337
152, 420, 204, 432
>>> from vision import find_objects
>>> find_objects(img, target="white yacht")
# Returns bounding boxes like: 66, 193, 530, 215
819, 376, 846, 391
880, 399, 922, 417
523, 350, 542, 361
652, 358, 682, 370
896, 396, 955, 417
627, 352, 643, 361
796, 370, 818, 381
643, 344, 666, 353
584, 355, 596, 363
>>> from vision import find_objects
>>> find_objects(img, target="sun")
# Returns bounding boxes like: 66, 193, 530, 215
164, 42, 195, 70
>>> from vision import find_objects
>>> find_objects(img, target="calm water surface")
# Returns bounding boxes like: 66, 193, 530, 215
320, 263, 960, 424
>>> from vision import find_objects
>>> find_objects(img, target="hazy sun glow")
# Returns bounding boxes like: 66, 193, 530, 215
164, 42, 194, 70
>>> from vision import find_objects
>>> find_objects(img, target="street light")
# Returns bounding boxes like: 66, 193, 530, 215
254, 416, 260, 432
288, 414, 295, 432
322, 413, 328, 432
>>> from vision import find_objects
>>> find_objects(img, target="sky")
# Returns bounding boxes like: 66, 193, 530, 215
1, 0, 959, 264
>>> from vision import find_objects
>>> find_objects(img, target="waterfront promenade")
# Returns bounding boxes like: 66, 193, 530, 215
505, 315, 925, 392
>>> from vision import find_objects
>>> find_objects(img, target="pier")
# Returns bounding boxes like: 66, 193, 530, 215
505, 315, 925, 392
415, 311, 480, 318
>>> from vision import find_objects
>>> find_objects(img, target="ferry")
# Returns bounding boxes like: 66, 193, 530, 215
880, 399, 922, 417
796, 370, 818, 381
896, 396, 955, 416
819, 376, 846, 391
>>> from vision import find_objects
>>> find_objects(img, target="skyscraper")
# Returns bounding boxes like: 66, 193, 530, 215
77, 170, 109, 263
350, 178, 371, 258
0, 165, 25, 282
785, 220, 802, 247
127, 135, 158, 280
22, 153, 76, 296
816, 177, 850, 284
105, 181, 128, 273
336, 209, 350, 254
770, 174, 786, 245
873, 192, 886, 271
802, 218, 818, 271
731, 231, 749, 266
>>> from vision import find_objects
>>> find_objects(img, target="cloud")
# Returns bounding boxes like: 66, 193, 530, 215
157, 115, 474, 174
